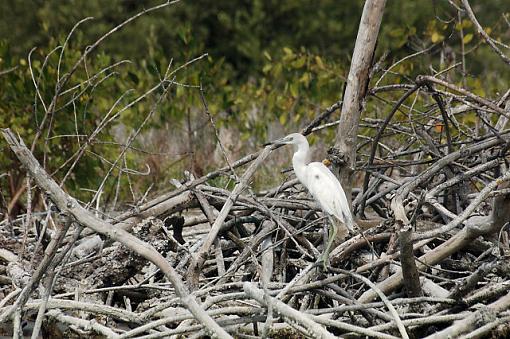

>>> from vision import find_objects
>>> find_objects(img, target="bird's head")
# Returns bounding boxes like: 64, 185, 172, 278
265, 133, 307, 147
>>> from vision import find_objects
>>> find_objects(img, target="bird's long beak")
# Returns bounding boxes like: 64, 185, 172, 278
263, 137, 287, 146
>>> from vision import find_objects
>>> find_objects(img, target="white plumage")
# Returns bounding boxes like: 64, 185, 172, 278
270, 132, 354, 267
301, 162, 355, 230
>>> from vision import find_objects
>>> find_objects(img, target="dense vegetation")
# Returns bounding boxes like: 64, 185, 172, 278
1, 0, 510, 208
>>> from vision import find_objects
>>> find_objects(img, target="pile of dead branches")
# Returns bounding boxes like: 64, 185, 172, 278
1, 85, 510, 338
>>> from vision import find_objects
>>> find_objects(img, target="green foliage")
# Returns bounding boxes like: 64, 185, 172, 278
225, 46, 345, 141
1, 0, 510, 208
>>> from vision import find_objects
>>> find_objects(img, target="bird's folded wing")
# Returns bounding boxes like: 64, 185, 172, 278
305, 162, 353, 227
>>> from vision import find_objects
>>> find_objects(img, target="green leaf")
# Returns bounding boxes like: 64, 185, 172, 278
176, 85, 184, 98
290, 82, 298, 97
431, 32, 444, 43
279, 113, 287, 125
315, 56, 325, 69
272, 63, 282, 77
462, 33, 473, 44
462, 19, 473, 29
389, 28, 405, 37
291, 56, 306, 68
299, 72, 311, 87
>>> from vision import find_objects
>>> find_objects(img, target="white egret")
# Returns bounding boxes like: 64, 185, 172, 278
269, 133, 355, 268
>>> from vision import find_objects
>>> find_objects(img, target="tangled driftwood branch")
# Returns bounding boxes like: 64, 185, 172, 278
0, 129, 231, 339
2, 93, 510, 336
1, 1, 510, 336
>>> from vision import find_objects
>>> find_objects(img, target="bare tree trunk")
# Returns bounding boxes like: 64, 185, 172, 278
331, 0, 386, 204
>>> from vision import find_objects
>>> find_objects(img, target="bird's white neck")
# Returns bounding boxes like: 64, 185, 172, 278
292, 140, 310, 181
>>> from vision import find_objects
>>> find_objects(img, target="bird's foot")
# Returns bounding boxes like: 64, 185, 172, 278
316, 255, 330, 272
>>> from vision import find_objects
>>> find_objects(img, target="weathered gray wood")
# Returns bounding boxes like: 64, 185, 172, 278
1, 128, 232, 339
186, 146, 272, 290
332, 0, 386, 202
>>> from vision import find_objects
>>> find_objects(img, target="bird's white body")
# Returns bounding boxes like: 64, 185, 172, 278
270, 132, 354, 268
282, 133, 354, 231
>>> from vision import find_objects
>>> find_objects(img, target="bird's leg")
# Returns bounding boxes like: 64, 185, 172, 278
317, 215, 338, 271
